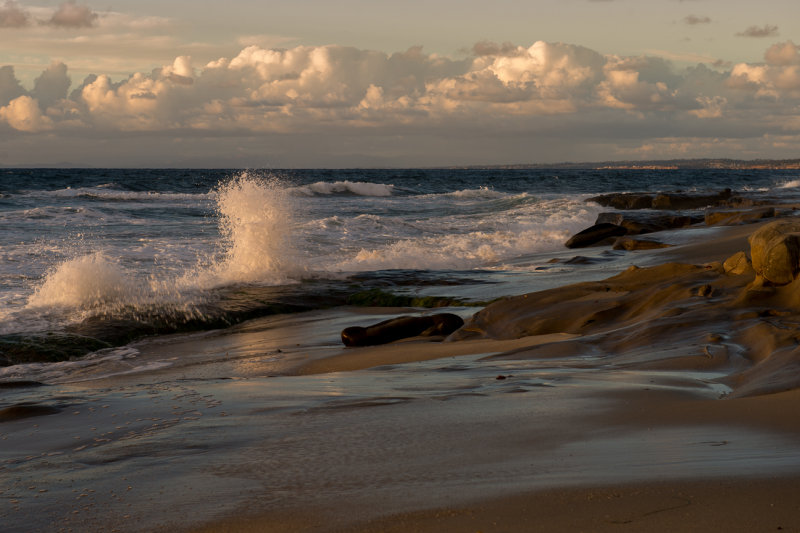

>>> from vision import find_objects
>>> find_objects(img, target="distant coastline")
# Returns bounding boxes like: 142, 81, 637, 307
3, 158, 800, 170
451, 158, 800, 170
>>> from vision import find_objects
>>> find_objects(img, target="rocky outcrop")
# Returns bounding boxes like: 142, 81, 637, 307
747, 220, 800, 285
588, 189, 748, 211
341, 313, 464, 346
595, 212, 702, 234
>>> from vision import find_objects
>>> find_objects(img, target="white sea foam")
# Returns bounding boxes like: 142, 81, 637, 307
26, 252, 139, 310
41, 187, 210, 202
291, 181, 394, 197
778, 179, 800, 189
182, 174, 302, 288
445, 187, 507, 200
333, 199, 601, 271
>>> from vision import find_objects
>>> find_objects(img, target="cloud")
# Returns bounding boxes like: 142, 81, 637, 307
736, 25, 779, 38
31, 62, 71, 109
0, 65, 26, 106
689, 95, 726, 118
48, 0, 98, 28
0, 95, 53, 132
0, 0, 29, 27
3, 40, 800, 164
683, 15, 711, 25
764, 41, 800, 66
471, 41, 524, 57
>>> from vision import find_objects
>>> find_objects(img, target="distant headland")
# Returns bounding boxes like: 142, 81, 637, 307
453, 159, 800, 170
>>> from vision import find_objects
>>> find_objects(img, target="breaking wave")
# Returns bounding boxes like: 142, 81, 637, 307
26, 252, 138, 310
291, 181, 394, 197
41, 187, 211, 202
22, 174, 301, 322
778, 179, 800, 189
183, 175, 302, 288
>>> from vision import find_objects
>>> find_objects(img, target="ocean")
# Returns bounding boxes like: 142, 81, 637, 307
1, 167, 799, 379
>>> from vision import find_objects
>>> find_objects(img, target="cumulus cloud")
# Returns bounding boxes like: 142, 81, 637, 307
0, 65, 26, 106
0, 95, 53, 131
0, 0, 29, 27
3, 39, 800, 164
764, 41, 800, 66
48, 0, 98, 28
31, 62, 71, 109
683, 15, 711, 25
737, 24, 779, 38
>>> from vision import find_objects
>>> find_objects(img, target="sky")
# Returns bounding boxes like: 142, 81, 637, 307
1, 0, 800, 167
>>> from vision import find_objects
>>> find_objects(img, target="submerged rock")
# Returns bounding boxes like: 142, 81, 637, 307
0, 403, 62, 422
0, 380, 46, 389
341, 313, 464, 347
612, 237, 671, 251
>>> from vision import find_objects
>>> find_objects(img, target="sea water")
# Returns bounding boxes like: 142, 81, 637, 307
1, 167, 799, 374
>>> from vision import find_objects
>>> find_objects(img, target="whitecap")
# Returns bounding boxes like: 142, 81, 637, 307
290, 181, 394, 197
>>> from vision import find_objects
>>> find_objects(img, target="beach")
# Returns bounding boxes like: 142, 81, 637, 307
2, 171, 800, 531
3, 211, 800, 531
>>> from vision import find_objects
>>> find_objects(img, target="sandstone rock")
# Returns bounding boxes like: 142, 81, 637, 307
705, 207, 776, 226
748, 220, 800, 285
723, 251, 753, 276
565, 223, 627, 249
696, 284, 714, 297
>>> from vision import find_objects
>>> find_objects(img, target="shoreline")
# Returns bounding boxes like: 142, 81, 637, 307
4, 214, 800, 532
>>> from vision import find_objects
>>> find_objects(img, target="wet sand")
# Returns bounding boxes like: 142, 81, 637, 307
3, 218, 800, 532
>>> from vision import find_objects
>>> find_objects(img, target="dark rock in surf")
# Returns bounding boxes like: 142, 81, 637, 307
564, 223, 627, 249
588, 193, 654, 210
588, 189, 741, 211
341, 313, 465, 347
594, 212, 702, 235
